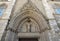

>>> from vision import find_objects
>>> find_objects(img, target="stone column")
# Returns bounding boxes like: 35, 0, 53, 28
0, 20, 8, 41
4, 30, 17, 41
39, 30, 50, 41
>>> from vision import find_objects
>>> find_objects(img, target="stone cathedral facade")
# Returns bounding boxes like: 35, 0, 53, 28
0, 0, 60, 41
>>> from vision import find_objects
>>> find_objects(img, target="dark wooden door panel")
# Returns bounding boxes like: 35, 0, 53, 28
19, 38, 38, 41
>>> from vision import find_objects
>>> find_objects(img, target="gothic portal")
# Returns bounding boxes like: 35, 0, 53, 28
1, 0, 50, 41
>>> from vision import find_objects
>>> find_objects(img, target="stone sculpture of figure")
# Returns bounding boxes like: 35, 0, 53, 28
20, 18, 40, 32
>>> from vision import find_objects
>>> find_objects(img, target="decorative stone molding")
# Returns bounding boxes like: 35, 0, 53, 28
1, 0, 50, 41
8, 0, 50, 33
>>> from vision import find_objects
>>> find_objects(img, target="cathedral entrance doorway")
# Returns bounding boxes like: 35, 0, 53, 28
1, 0, 50, 41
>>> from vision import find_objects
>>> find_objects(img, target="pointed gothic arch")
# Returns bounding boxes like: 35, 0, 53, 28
8, 0, 49, 32
1, 0, 50, 41
10, 10, 49, 33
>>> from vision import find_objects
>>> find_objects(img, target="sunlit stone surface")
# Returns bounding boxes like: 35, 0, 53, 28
0, 0, 60, 41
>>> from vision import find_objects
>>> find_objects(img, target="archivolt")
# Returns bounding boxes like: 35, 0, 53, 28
8, 10, 49, 33
8, 0, 49, 33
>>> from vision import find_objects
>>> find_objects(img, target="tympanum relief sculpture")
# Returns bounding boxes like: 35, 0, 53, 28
18, 17, 40, 32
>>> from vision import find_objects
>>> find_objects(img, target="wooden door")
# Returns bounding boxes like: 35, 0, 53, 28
19, 38, 38, 41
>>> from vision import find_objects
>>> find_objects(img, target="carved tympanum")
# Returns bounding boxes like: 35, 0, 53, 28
18, 17, 40, 32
